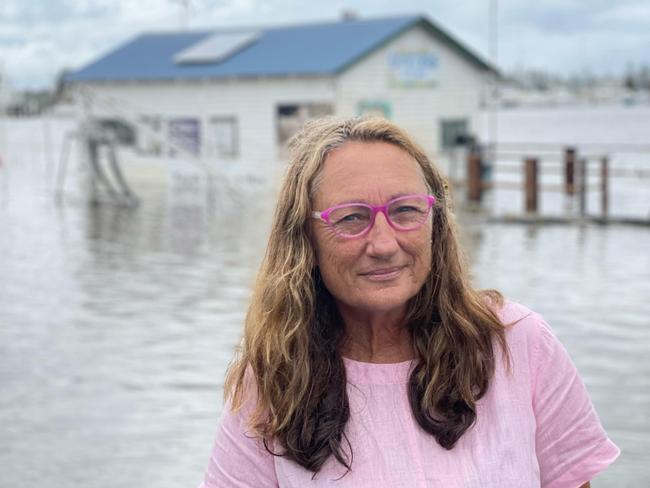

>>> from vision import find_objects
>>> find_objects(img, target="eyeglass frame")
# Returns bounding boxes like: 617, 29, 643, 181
311, 194, 437, 239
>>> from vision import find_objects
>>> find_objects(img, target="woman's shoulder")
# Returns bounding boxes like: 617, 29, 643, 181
492, 299, 547, 330
493, 299, 535, 324
491, 299, 557, 356
485, 302, 620, 485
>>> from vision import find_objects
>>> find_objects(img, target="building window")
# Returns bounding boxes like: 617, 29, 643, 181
168, 117, 201, 157
276, 103, 333, 148
210, 116, 238, 159
439, 118, 469, 151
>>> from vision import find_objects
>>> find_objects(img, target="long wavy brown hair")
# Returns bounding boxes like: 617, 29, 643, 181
225, 116, 510, 473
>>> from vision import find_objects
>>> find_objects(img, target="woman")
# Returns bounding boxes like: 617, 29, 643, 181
200, 116, 619, 487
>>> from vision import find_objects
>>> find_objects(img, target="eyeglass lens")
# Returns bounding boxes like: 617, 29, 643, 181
328, 196, 431, 236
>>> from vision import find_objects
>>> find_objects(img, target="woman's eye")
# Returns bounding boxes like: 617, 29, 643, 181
395, 205, 420, 213
337, 213, 364, 223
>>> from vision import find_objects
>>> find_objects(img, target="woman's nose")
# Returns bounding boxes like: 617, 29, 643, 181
365, 211, 399, 257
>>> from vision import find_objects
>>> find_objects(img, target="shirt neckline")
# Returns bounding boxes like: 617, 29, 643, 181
342, 356, 415, 385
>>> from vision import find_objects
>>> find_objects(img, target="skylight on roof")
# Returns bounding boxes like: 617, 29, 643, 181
173, 31, 259, 65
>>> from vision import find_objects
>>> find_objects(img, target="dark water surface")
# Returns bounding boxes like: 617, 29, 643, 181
1, 114, 648, 487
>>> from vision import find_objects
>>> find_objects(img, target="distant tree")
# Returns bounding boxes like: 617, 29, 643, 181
54, 68, 72, 102
624, 62, 637, 91
639, 65, 650, 91
623, 76, 636, 91
530, 70, 551, 91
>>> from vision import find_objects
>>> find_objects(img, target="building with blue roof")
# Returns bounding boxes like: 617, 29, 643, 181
65, 14, 494, 183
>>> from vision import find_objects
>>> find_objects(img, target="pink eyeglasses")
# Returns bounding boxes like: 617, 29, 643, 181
312, 194, 436, 239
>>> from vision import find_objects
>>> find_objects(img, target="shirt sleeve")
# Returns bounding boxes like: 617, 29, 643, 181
530, 313, 620, 488
199, 393, 279, 488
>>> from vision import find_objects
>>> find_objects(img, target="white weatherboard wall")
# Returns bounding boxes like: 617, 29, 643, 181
73, 24, 489, 184
78, 76, 335, 167
336, 24, 490, 175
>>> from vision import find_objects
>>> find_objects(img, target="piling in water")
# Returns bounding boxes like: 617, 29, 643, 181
467, 150, 482, 202
578, 158, 587, 217
564, 147, 576, 196
524, 157, 539, 213
601, 156, 609, 220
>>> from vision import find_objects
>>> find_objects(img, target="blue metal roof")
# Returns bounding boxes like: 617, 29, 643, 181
67, 15, 492, 82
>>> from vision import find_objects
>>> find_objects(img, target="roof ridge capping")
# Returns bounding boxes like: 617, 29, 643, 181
173, 30, 260, 65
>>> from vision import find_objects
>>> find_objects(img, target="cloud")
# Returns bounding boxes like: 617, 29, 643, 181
1, 0, 650, 89
2, 0, 115, 25
594, 2, 650, 28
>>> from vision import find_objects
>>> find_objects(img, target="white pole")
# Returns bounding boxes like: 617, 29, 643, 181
171, 0, 191, 30
488, 0, 499, 163
0, 61, 6, 166
0, 62, 7, 203
43, 112, 55, 188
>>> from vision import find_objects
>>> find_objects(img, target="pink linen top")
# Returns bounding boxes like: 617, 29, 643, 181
199, 301, 619, 487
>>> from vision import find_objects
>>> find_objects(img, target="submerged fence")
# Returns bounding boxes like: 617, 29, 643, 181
463, 142, 650, 224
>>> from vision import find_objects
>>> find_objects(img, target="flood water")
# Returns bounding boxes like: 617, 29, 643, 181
0, 107, 649, 487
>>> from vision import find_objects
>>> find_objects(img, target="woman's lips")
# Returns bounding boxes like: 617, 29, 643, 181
360, 267, 404, 281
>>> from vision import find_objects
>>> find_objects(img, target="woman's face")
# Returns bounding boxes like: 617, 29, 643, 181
311, 140, 433, 317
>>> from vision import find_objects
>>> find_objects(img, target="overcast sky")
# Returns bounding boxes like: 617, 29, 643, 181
2, 0, 650, 90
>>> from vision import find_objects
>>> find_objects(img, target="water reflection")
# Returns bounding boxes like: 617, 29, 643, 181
1, 119, 648, 487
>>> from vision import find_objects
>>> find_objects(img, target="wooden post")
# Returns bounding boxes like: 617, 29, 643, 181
578, 157, 587, 217
524, 157, 538, 213
467, 150, 482, 202
601, 156, 609, 220
564, 147, 576, 196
